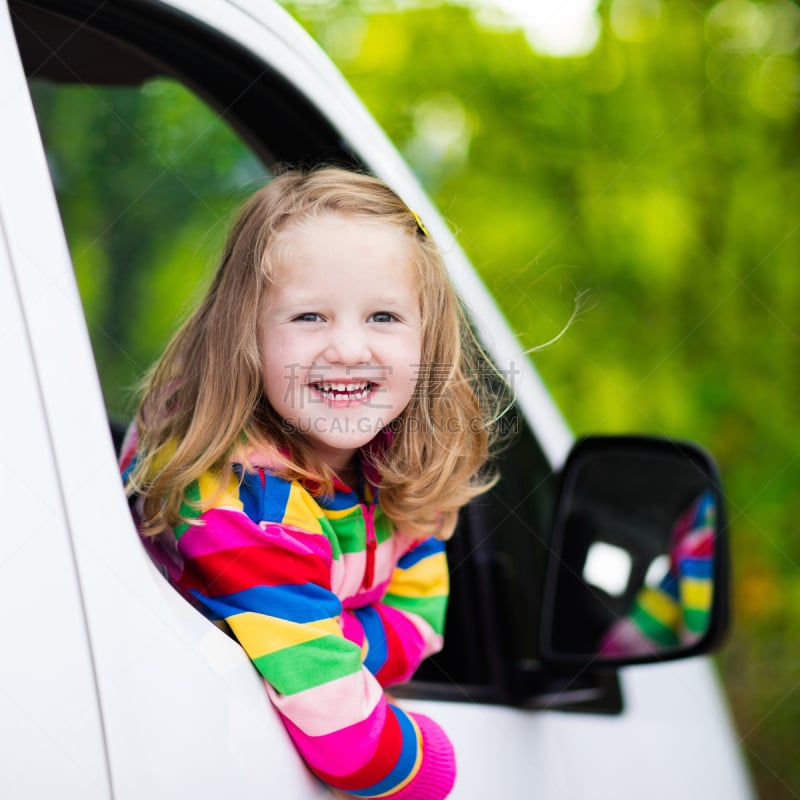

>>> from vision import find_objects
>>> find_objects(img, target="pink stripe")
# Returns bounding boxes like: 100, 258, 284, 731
374, 605, 427, 684
342, 579, 392, 610
375, 535, 404, 584
333, 536, 398, 602
329, 562, 344, 596
388, 714, 456, 800
400, 609, 444, 660
275, 688, 387, 774
341, 610, 365, 648
118, 424, 139, 473
266, 671, 383, 738
178, 510, 331, 561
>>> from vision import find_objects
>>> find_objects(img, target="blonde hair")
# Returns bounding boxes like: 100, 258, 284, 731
128, 167, 510, 540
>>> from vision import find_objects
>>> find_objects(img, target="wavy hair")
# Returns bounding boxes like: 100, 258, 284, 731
128, 167, 511, 540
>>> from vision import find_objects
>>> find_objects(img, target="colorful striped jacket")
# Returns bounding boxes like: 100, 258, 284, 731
120, 433, 456, 799
600, 490, 716, 657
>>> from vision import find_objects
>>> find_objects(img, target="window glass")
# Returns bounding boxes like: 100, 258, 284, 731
28, 77, 269, 419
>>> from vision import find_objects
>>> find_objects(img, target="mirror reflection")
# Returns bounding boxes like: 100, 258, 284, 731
598, 490, 715, 657
545, 442, 722, 663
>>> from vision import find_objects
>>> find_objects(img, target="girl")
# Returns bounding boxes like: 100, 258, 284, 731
121, 167, 506, 799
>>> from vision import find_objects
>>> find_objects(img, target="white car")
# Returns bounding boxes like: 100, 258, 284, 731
1, 1, 755, 797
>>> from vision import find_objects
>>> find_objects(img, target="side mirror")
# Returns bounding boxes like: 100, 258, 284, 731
540, 435, 730, 668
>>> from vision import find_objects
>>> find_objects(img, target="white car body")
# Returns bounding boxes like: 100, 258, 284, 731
0, 0, 754, 797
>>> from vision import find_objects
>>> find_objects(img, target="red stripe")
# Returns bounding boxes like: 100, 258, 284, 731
687, 537, 714, 557
312, 704, 404, 790
375, 606, 414, 685
362, 504, 377, 590
363, 535, 376, 589
183, 545, 332, 597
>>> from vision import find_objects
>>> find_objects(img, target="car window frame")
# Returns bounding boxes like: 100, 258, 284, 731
10, 0, 622, 713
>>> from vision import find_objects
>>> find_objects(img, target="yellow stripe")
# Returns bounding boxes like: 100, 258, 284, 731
386, 552, 449, 598
322, 505, 360, 520
638, 587, 680, 628
680, 578, 713, 611
283, 484, 324, 533
151, 439, 177, 472
289, 483, 359, 522
197, 469, 243, 512
228, 612, 341, 659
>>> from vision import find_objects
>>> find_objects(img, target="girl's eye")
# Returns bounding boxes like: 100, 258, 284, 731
292, 312, 323, 323
370, 311, 398, 323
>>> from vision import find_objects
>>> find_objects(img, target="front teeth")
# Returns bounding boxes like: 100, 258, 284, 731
313, 382, 372, 400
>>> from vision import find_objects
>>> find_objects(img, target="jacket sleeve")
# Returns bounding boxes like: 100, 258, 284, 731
170, 476, 455, 800
342, 538, 449, 687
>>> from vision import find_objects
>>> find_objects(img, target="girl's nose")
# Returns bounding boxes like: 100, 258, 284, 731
323, 324, 371, 365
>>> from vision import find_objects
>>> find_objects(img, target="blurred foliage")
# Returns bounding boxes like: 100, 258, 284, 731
29, 79, 269, 415
286, 2, 799, 796
24, 0, 798, 796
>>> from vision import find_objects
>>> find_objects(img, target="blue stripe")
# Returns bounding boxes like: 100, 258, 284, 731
694, 492, 716, 526
680, 558, 713, 580
229, 467, 361, 519
347, 706, 419, 797
316, 487, 360, 511
236, 468, 295, 525
354, 606, 388, 676
237, 467, 263, 523
397, 537, 444, 570
121, 455, 137, 485
261, 472, 294, 522
192, 582, 341, 624
657, 572, 679, 599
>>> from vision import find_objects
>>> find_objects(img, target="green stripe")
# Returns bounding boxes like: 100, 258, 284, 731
373, 507, 394, 544
683, 608, 710, 634
323, 511, 364, 554
630, 603, 680, 647
317, 517, 343, 560
252, 635, 362, 695
174, 480, 201, 539
382, 593, 448, 636
319, 507, 395, 554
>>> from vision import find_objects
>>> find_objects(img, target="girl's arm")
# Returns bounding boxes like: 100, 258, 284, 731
341, 538, 449, 687
168, 479, 455, 800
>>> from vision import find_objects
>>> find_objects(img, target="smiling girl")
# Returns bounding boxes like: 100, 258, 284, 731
121, 168, 507, 799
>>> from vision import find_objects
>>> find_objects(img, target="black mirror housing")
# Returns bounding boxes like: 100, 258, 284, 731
540, 435, 730, 669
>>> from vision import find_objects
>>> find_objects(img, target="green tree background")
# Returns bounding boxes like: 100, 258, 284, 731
281, 1, 798, 796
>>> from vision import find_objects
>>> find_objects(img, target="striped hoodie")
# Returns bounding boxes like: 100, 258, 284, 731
600, 490, 716, 656
120, 432, 456, 799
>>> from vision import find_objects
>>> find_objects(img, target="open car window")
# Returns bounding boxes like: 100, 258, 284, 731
11, 0, 617, 712
28, 73, 268, 421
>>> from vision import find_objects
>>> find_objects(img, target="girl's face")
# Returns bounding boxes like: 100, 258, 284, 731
259, 214, 422, 474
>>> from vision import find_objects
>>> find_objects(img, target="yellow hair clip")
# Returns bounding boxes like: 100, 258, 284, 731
410, 208, 430, 237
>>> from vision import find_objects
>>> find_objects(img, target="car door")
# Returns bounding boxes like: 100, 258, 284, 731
0, 39, 110, 797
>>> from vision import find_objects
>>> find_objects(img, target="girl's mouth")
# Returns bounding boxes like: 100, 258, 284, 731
310, 381, 375, 404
